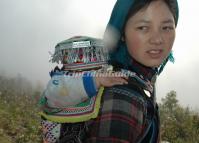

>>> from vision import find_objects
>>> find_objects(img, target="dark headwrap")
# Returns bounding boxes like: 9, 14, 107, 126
104, 0, 179, 76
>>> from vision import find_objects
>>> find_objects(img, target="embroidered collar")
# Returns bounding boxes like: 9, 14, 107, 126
121, 69, 154, 95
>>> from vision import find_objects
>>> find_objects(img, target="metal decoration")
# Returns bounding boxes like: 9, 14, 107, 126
51, 36, 109, 71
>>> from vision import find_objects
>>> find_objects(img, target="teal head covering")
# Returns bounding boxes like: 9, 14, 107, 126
104, 0, 179, 74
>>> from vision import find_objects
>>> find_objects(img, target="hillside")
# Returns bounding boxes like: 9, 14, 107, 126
0, 74, 198, 143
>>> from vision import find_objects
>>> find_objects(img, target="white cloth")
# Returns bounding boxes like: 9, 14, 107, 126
44, 74, 88, 108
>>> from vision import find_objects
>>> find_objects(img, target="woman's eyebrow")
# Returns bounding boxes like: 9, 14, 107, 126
162, 19, 175, 24
134, 19, 151, 24
134, 19, 174, 24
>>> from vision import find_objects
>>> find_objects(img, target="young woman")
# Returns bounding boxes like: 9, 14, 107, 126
41, 0, 179, 142
85, 0, 179, 142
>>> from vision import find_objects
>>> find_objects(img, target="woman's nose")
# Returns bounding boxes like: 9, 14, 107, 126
149, 31, 163, 45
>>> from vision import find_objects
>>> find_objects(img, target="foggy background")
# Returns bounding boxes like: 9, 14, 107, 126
0, 0, 198, 108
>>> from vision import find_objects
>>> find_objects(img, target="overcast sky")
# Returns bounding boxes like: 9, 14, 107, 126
0, 0, 198, 109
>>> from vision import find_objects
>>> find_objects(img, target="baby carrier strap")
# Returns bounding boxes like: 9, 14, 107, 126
127, 76, 160, 143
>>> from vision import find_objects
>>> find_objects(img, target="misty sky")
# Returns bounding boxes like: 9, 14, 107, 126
0, 0, 199, 108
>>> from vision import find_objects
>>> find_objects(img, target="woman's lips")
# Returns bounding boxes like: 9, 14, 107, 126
146, 49, 163, 58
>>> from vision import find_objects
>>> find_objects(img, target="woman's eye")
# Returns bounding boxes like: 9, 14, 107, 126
137, 26, 148, 31
162, 26, 174, 31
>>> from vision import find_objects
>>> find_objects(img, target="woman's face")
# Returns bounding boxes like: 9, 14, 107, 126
124, 0, 176, 67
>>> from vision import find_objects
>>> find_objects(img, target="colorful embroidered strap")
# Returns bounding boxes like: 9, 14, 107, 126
39, 87, 104, 123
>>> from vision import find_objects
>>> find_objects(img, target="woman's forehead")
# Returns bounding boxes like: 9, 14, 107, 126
127, 1, 175, 24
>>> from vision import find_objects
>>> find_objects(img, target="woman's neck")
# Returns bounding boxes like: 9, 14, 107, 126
128, 59, 158, 82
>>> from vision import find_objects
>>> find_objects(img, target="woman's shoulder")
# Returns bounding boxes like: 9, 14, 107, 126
104, 69, 154, 99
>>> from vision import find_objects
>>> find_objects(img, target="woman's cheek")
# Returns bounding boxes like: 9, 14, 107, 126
125, 31, 147, 57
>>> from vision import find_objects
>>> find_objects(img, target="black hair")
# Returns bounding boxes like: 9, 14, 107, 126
122, 0, 178, 34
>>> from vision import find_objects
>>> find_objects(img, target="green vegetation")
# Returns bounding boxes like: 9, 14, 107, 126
159, 91, 199, 143
0, 74, 42, 143
0, 74, 198, 143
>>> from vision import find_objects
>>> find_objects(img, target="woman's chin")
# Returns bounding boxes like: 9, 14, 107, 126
141, 61, 163, 68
